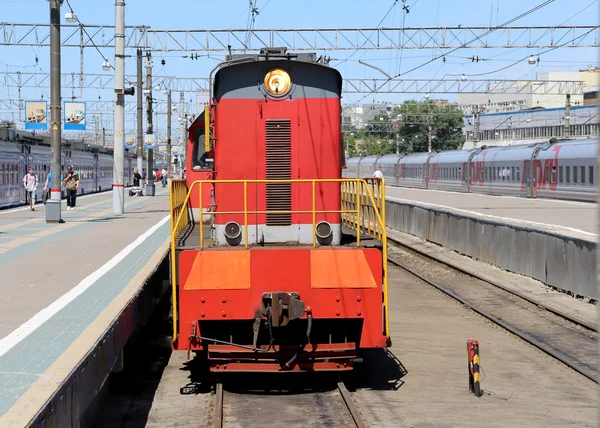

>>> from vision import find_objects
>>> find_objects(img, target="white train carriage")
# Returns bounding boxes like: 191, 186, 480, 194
398, 152, 433, 189
97, 153, 113, 191
0, 142, 26, 206
469, 143, 538, 197
533, 138, 597, 202
357, 155, 380, 178
343, 157, 360, 178
427, 150, 474, 193
376, 154, 403, 185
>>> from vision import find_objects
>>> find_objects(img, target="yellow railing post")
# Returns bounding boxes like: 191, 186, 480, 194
199, 183, 203, 249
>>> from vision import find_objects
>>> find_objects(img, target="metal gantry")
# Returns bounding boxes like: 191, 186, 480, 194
0, 72, 585, 95
0, 23, 598, 50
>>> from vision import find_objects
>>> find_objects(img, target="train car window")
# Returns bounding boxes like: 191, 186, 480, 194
573, 166, 577, 184
581, 166, 585, 184
551, 166, 556, 184
566, 166, 570, 183
559, 166, 563, 183
545, 166, 549, 183
516, 167, 520, 182
511, 167, 515, 181
589, 166, 594, 184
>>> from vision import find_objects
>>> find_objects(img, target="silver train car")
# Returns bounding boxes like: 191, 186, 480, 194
343, 137, 598, 202
0, 132, 139, 209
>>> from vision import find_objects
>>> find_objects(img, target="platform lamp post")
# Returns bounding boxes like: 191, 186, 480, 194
113, 0, 135, 214
163, 89, 172, 179
46, 0, 65, 224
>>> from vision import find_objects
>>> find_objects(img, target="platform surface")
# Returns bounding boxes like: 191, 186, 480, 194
385, 186, 598, 239
0, 188, 171, 421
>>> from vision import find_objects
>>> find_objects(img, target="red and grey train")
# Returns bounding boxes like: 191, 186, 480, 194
345, 137, 598, 202
172, 49, 390, 372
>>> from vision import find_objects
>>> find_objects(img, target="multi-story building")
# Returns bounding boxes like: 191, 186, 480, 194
458, 69, 599, 114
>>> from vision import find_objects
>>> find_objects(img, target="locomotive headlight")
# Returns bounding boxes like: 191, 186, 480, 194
264, 68, 291, 96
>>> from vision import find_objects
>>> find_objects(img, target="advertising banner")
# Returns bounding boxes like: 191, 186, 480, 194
125, 135, 136, 150
64, 102, 86, 130
144, 134, 156, 150
24, 101, 48, 130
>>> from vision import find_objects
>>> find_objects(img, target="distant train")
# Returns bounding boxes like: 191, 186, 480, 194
0, 130, 139, 209
344, 137, 598, 202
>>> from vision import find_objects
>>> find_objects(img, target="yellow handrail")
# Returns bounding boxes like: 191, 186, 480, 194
168, 178, 390, 343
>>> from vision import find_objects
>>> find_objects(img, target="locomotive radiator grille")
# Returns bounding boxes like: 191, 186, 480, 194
265, 119, 292, 226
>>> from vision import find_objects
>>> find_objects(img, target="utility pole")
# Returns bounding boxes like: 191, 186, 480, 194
564, 94, 571, 138
472, 106, 480, 148
427, 126, 433, 153
112, 0, 125, 215
167, 90, 172, 179
94, 115, 99, 146
179, 91, 185, 177
46, 0, 62, 224
136, 48, 143, 174
146, 51, 155, 196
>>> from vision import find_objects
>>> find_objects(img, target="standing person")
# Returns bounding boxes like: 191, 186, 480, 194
23, 167, 38, 211
43, 169, 63, 205
132, 168, 143, 196
63, 165, 79, 210
161, 167, 167, 187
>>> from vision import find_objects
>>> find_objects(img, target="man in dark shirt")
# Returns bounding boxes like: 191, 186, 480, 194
63, 165, 79, 211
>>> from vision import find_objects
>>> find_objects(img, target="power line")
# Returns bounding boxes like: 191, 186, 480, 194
352, 0, 558, 104
452, 27, 596, 78
337, 1, 399, 66
393, 0, 557, 79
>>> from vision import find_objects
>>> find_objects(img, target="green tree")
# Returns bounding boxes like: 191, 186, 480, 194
395, 100, 465, 153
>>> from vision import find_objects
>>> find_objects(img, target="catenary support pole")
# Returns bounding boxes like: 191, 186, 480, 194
179, 91, 185, 175
136, 48, 143, 174
167, 90, 171, 179
112, 0, 125, 214
146, 51, 155, 196
564, 94, 571, 138
46, 0, 62, 223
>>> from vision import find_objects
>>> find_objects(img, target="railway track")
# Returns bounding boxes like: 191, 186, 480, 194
387, 236, 598, 384
211, 378, 367, 428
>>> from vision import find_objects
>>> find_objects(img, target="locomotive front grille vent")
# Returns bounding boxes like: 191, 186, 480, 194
265, 119, 292, 226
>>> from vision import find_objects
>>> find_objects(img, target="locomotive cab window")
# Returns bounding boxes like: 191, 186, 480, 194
191, 126, 213, 171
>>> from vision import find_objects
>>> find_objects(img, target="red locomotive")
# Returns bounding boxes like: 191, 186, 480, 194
170, 48, 390, 372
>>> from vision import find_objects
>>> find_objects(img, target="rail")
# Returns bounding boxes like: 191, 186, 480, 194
169, 178, 389, 344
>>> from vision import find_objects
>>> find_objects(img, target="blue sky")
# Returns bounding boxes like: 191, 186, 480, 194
0, 0, 597, 137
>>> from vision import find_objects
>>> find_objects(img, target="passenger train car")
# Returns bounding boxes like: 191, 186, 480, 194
0, 131, 137, 209
344, 137, 598, 202
171, 49, 390, 373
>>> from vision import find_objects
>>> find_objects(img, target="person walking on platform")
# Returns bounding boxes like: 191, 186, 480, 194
64, 165, 79, 210
43, 170, 63, 205
132, 168, 143, 196
23, 167, 38, 211
161, 167, 168, 188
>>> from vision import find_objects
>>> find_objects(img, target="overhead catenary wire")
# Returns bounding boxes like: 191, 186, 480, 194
351, 0, 558, 105
336, 1, 399, 66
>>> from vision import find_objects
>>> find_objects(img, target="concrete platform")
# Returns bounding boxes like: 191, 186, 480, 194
385, 186, 597, 239
383, 186, 597, 300
0, 188, 172, 426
